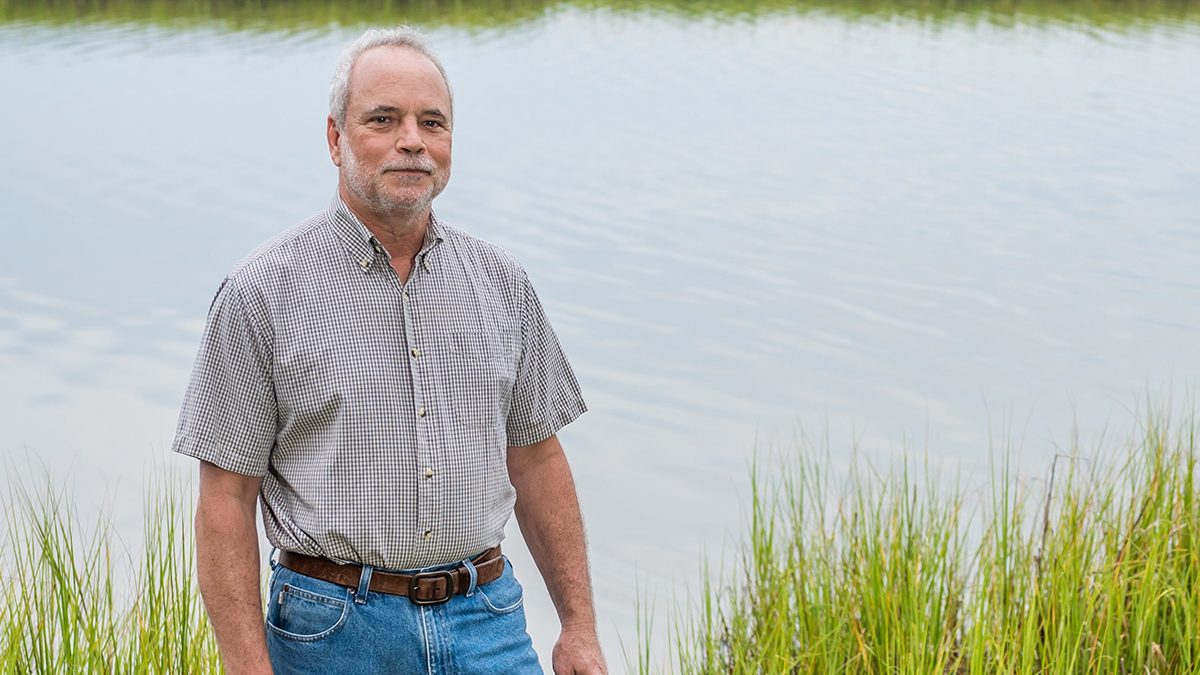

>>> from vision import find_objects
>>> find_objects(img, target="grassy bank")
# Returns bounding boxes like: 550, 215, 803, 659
650, 414, 1199, 674
0, 476, 220, 673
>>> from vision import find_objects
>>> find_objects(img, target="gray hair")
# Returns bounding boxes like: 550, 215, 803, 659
329, 27, 453, 129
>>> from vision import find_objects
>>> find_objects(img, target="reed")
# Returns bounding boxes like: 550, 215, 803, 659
651, 413, 1200, 674
0, 474, 221, 674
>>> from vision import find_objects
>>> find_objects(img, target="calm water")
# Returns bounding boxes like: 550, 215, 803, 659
2, 2, 1199, 669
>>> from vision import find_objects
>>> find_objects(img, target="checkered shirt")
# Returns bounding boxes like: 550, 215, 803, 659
172, 195, 586, 569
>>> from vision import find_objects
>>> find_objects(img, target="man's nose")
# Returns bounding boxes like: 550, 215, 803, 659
395, 118, 426, 153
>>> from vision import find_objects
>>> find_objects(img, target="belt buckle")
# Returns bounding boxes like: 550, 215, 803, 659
409, 570, 455, 605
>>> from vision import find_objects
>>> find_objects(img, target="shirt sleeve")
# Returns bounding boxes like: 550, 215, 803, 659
172, 275, 277, 476
505, 271, 587, 447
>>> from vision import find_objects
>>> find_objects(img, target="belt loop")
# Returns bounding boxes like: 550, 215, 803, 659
462, 558, 478, 597
355, 564, 374, 605
268, 547, 279, 571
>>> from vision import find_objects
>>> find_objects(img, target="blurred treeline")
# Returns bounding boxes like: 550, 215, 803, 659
0, 0, 1196, 31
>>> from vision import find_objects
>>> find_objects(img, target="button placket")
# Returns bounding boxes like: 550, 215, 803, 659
402, 273, 439, 554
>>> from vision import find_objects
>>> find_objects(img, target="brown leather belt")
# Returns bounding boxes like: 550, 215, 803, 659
277, 546, 504, 606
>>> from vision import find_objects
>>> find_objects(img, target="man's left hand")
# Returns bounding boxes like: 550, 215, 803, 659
552, 624, 607, 674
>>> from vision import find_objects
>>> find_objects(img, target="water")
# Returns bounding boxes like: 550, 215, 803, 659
2, 2, 1199, 670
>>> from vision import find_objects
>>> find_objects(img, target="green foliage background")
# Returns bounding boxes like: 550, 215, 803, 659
0, 0, 1196, 31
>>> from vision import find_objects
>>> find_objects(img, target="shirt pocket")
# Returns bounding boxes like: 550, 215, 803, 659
443, 329, 516, 430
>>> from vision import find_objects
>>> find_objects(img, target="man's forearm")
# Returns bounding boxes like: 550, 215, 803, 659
508, 436, 597, 628
509, 436, 606, 673
196, 469, 272, 675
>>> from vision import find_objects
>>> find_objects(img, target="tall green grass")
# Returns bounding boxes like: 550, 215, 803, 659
3, 411, 1197, 673
0, 474, 220, 673
653, 413, 1200, 674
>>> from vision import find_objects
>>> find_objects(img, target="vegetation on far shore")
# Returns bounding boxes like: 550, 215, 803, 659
1, 0, 1196, 33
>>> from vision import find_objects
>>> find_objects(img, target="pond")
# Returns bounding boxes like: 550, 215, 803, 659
2, 0, 1198, 669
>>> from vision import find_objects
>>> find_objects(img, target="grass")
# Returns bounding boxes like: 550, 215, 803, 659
0, 473, 221, 674
648, 411, 1200, 674
2, 410, 1196, 673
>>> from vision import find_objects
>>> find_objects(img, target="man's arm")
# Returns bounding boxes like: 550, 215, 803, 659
507, 434, 606, 675
196, 460, 272, 675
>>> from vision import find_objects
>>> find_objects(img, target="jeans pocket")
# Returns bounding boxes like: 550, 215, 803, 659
477, 559, 525, 615
266, 579, 351, 642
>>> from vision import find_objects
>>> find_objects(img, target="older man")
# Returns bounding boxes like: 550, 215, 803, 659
173, 27, 605, 674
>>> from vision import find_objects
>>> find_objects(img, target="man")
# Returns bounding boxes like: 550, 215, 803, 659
173, 27, 606, 675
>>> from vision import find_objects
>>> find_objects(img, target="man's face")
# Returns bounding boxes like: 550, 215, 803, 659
328, 46, 453, 220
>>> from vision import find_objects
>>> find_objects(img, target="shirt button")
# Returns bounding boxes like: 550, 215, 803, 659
359, 258, 371, 269
423, 529, 433, 540
403, 291, 409, 300
424, 468, 434, 479
410, 347, 421, 358
417, 406, 426, 417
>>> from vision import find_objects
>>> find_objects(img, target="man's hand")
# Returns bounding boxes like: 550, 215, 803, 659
507, 435, 607, 675
553, 624, 608, 675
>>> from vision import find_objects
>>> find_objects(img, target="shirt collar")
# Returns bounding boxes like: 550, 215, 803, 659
326, 193, 445, 273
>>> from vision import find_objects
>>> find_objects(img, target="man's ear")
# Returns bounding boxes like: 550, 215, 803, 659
327, 115, 343, 167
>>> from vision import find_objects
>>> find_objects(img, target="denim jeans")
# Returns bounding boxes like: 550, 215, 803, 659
265, 553, 543, 674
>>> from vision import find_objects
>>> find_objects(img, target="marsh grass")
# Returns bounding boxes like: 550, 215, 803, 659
2, 411, 1197, 673
653, 413, 1200, 674
0, 474, 220, 674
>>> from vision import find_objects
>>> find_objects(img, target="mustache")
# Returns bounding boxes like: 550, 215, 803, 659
381, 160, 435, 173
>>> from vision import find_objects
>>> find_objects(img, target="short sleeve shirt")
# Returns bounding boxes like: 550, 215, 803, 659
172, 196, 586, 569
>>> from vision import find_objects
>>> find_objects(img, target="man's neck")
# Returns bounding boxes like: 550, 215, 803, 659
338, 184, 431, 265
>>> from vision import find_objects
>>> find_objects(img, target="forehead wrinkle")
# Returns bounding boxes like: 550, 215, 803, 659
347, 46, 453, 113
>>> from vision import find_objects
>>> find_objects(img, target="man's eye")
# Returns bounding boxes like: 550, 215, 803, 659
371, 116, 390, 124
423, 120, 444, 128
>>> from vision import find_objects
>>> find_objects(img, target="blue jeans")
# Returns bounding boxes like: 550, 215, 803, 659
265, 553, 543, 674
